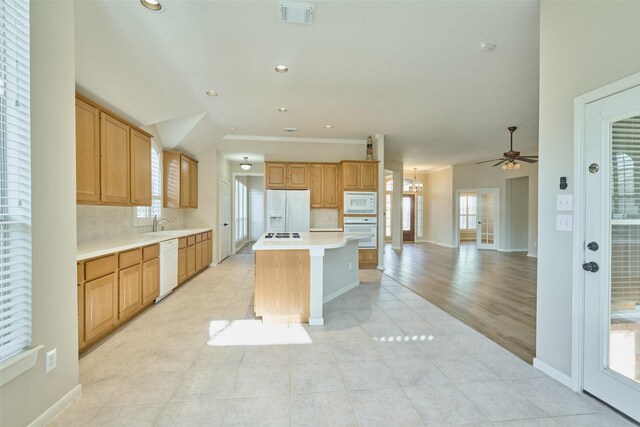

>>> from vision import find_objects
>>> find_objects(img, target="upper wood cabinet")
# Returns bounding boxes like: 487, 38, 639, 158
341, 161, 378, 191
309, 163, 340, 209
76, 98, 101, 203
130, 129, 152, 206
163, 151, 198, 209
75, 94, 153, 206
265, 162, 309, 189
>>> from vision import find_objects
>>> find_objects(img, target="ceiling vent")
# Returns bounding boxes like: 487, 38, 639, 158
280, 1, 315, 25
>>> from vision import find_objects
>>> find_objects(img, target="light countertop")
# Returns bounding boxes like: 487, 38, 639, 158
252, 232, 371, 251
77, 228, 213, 261
310, 228, 343, 232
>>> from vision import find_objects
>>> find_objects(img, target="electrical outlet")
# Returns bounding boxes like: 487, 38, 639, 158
45, 348, 57, 374
348, 262, 352, 270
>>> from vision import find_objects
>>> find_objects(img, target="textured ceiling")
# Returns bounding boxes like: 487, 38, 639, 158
75, 0, 540, 172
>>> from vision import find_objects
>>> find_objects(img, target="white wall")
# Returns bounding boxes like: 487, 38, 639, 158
421, 168, 454, 247
506, 176, 529, 251
537, 1, 640, 378
0, 2, 78, 426
452, 161, 538, 254
218, 140, 366, 163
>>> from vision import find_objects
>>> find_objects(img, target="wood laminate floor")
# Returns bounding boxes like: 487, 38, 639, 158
383, 242, 537, 363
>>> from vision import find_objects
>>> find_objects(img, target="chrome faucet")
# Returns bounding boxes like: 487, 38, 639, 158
153, 215, 171, 232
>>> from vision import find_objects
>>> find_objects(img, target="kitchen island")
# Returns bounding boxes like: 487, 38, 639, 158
252, 232, 371, 325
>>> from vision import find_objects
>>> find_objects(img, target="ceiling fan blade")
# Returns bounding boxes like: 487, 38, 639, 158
492, 159, 507, 167
519, 155, 538, 159
516, 157, 538, 163
476, 158, 505, 164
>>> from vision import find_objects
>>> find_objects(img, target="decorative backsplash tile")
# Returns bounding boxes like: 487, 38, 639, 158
310, 208, 339, 229
76, 205, 185, 243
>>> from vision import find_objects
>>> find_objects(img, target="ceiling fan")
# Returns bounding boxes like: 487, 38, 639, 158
476, 126, 538, 170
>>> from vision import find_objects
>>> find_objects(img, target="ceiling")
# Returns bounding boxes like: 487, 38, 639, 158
75, 0, 540, 172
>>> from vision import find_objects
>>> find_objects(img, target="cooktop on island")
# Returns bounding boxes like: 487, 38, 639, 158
264, 232, 301, 240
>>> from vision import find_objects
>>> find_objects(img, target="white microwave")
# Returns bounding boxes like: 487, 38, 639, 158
343, 192, 377, 214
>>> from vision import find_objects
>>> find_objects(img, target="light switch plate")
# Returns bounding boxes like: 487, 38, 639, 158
557, 194, 573, 211
556, 214, 573, 232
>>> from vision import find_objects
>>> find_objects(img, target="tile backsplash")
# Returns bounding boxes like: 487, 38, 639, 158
310, 208, 339, 229
77, 205, 186, 243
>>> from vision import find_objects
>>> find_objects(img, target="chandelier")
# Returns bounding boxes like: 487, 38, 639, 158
408, 168, 423, 192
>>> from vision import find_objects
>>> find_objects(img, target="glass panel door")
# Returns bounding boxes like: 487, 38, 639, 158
476, 189, 498, 250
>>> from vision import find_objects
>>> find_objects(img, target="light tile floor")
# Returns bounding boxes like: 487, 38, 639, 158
50, 255, 635, 426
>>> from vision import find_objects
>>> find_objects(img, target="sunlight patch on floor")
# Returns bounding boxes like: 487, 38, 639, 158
374, 335, 433, 343
207, 320, 312, 346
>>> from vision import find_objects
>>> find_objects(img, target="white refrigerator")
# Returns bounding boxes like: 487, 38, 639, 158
266, 189, 310, 232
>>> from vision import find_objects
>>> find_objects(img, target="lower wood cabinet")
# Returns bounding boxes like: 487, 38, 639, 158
84, 273, 118, 342
359, 249, 377, 269
187, 244, 196, 277
142, 257, 160, 305
118, 264, 143, 321
178, 247, 187, 284
78, 232, 212, 353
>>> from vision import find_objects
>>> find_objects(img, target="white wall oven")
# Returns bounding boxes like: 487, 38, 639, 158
344, 217, 377, 248
344, 192, 377, 215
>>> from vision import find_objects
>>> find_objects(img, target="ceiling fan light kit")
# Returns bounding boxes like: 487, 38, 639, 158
476, 126, 538, 169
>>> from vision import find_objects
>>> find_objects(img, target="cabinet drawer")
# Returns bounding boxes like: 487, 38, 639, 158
187, 235, 195, 246
179, 237, 187, 249
119, 248, 142, 269
85, 254, 117, 281
201, 232, 208, 241
143, 244, 160, 261
196, 233, 202, 243
207, 231, 212, 240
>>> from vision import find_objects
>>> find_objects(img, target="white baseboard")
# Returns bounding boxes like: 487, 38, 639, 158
376, 265, 385, 271
29, 384, 82, 427
419, 240, 456, 248
323, 280, 359, 304
527, 252, 538, 258
533, 358, 573, 389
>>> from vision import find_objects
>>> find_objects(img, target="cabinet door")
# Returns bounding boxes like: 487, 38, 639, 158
100, 113, 131, 204
361, 162, 378, 191
187, 244, 196, 277
118, 264, 143, 321
180, 155, 191, 207
195, 242, 203, 272
287, 163, 309, 189
324, 164, 339, 208
130, 129, 151, 206
207, 238, 213, 265
190, 160, 198, 208
266, 162, 287, 188
342, 162, 361, 190
178, 247, 187, 284
76, 98, 101, 203
163, 152, 181, 208
142, 258, 160, 305
309, 164, 324, 208
78, 283, 85, 349
84, 273, 118, 342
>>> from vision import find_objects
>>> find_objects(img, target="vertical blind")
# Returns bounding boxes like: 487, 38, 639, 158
0, 0, 31, 362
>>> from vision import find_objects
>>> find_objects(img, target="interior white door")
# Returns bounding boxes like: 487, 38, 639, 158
583, 84, 640, 421
219, 179, 232, 261
249, 192, 264, 241
476, 189, 499, 250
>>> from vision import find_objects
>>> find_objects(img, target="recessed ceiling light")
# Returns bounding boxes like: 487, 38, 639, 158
283, 127, 298, 132
278, 107, 288, 113
324, 124, 332, 129
228, 126, 238, 130
140, 0, 162, 12
275, 65, 289, 73
480, 42, 496, 51
206, 90, 218, 97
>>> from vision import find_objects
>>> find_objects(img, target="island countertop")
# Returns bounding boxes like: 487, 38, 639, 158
252, 232, 372, 251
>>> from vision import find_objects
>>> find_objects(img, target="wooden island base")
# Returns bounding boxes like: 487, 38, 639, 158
254, 250, 311, 323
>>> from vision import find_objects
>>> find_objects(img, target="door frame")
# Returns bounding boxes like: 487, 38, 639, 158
218, 177, 232, 262
454, 188, 500, 250
572, 71, 640, 393
402, 193, 416, 242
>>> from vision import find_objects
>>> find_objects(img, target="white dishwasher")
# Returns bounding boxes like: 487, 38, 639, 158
156, 238, 178, 302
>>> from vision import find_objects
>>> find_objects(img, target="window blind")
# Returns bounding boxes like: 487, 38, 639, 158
0, 0, 31, 362
136, 143, 161, 221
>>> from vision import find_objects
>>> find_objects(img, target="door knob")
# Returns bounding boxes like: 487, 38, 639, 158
587, 241, 599, 251
582, 261, 599, 273
224, 223, 229, 226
